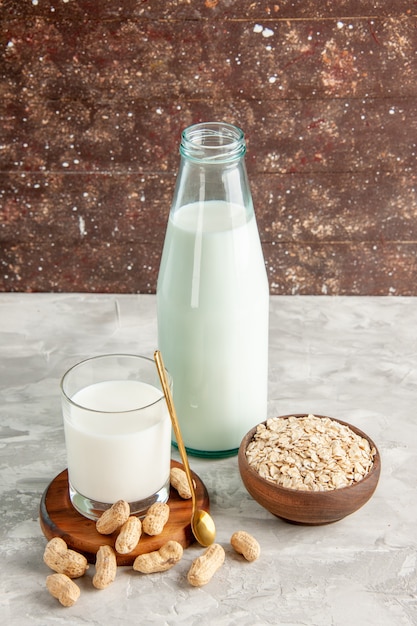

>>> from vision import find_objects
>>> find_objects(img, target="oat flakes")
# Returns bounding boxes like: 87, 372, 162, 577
246, 414, 376, 491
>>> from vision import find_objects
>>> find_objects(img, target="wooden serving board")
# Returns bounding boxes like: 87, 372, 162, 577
39, 460, 210, 566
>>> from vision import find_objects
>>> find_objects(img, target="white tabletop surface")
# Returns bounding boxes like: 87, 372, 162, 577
1, 293, 416, 626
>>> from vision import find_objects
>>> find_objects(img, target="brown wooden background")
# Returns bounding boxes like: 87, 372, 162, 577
1, 1, 416, 295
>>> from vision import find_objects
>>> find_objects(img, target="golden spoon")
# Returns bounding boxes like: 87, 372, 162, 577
154, 350, 216, 547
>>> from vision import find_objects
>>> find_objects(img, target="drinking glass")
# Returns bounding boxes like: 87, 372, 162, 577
61, 354, 171, 520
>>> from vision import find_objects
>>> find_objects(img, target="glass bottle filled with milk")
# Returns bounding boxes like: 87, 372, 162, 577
157, 122, 269, 458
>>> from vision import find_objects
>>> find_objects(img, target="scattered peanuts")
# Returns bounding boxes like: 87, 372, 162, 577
231, 531, 260, 562
142, 502, 170, 536
42, 487, 261, 607
133, 540, 183, 574
170, 467, 192, 499
115, 516, 142, 555
187, 543, 225, 587
46, 573, 81, 607
43, 537, 89, 578
92, 545, 117, 589
96, 500, 130, 535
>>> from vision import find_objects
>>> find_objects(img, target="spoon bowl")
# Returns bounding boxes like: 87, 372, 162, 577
154, 350, 216, 547
192, 509, 216, 547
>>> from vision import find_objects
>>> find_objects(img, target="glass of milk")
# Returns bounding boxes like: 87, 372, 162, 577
61, 354, 171, 520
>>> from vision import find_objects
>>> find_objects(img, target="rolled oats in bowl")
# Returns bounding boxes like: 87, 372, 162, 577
245, 414, 377, 492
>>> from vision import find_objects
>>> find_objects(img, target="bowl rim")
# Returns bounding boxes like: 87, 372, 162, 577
239, 413, 381, 497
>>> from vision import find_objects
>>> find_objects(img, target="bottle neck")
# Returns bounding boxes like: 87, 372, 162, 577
179, 122, 246, 164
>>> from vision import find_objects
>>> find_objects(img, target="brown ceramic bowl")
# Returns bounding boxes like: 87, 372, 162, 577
238, 414, 381, 525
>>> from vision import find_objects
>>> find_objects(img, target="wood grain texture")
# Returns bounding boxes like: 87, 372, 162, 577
1, 1, 416, 294
39, 460, 210, 566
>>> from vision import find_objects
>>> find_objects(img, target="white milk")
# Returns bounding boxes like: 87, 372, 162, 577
63, 380, 171, 503
157, 200, 269, 454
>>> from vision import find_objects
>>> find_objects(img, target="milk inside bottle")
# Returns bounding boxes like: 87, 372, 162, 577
157, 123, 269, 457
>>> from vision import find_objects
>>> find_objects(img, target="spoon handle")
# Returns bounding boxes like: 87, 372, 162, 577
154, 350, 196, 508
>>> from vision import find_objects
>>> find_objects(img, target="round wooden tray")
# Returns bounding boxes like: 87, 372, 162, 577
39, 460, 210, 565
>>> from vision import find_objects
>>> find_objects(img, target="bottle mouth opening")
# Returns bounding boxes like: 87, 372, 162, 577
180, 122, 246, 162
